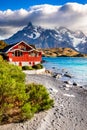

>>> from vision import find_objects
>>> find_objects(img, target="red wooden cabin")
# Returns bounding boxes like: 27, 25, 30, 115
1, 41, 42, 66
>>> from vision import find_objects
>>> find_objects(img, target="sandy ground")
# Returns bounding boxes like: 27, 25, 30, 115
0, 74, 87, 130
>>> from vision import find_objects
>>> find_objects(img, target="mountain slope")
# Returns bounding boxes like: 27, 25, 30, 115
5, 22, 87, 53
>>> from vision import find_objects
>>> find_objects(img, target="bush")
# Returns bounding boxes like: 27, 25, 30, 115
22, 66, 33, 70
0, 55, 3, 60
0, 59, 28, 124
21, 83, 54, 121
22, 64, 43, 70
0, 59, 53, 124
0, 40, 7, 49
32, 64, 43, 69
26, 83, 54, 112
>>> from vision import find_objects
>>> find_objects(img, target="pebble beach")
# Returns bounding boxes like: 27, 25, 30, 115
0, 73, 87, 130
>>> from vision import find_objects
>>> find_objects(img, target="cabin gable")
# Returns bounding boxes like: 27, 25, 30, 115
8, 41, 34, 52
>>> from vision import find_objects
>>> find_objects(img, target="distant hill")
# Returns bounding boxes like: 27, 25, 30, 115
40, 48, 87, 57
5, 22, 87, 54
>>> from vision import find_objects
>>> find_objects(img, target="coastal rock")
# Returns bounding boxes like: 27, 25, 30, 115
64, 84, 72, 88
73, 82, 77, 86
63, 81, 72, 84
53, 73, 62, 79
64, 73, 72, 78
56, 74, 62, 79
45, 70, 52, 76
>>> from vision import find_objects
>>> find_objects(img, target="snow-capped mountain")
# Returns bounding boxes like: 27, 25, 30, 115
5, 22, 87, 53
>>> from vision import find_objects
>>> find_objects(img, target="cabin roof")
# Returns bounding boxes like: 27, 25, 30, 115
0, 41, 36, 53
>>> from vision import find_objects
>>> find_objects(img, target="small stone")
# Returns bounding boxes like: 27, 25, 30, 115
64, 73, 72, 78
73, 82, 77, 86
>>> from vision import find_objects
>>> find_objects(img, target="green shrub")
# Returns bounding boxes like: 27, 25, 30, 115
22, 66, 33, 70
21, 103, 34, 120
26, 83, 54, 112
0, 40, 7, 49
22, 64, 43, 70
0, 59, 53, 124
0, 59, 28, 124
32, 64, 43, 69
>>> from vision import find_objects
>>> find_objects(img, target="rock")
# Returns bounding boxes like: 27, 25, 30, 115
63, 83, 72, 88
63, 84, 66, 88
65, 84, 71, 88
64, 81, 72, 85
73, 82, 77, 86
45, 70, 52, 75
52, 67, 56, 69
64, 81, 69, 84
56, 74, 62, 78
64, 73, 72, 78
49, 88, 53, 91
52, 73, 62, 79
79, 86, 83, 88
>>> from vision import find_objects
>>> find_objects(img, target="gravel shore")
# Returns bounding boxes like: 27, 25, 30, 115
0, 74, 87, 130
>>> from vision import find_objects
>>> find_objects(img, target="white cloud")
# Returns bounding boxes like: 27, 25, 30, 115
0, 3, 87, 39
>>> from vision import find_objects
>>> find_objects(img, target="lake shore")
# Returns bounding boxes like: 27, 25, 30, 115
0, 73, 87, 130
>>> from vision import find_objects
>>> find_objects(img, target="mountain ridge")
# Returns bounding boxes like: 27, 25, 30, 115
5, 22, 87, 54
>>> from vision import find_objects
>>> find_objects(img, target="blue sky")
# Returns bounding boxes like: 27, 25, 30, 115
0, 0, 87, 10
0, 0, 87, 39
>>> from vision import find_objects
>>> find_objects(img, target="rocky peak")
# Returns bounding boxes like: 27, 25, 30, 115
5, 22, 87, 54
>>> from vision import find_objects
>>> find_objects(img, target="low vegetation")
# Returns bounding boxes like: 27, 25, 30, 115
0, 40, 7, 49
22, 63, 43, 70
22, 66, 34, 70
32, 63, 43, 69
0, 59, 53, 125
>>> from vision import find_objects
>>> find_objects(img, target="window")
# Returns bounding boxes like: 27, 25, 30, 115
13, 50, 23, 57
36, 53, 39, 57
30, 52, 36, 57
18, 45, 26, 50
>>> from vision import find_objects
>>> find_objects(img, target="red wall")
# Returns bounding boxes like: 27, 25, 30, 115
7, 52, 42, 62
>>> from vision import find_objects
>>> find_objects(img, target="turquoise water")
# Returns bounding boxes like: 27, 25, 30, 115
42, 57, 87, 86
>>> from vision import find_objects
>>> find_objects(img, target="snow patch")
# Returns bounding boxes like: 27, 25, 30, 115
27, 34, 33, 39
68, 33, 86, 47
26, 32, 40, 39
24, 33, 27, 36
33, 32, 40, 39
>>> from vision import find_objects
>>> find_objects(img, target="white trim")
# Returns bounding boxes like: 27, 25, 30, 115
10, 48, 39, 53
10, 49, 25, 52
